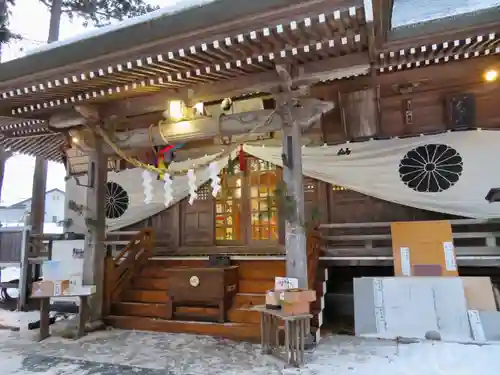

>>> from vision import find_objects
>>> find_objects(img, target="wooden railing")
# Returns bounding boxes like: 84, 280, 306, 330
306, 229, 321, 289
103, 228, 153, 315
318, 219, 500, 266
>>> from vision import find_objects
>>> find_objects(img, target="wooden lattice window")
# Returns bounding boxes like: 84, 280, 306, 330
248, 158, 279, 241
197, 183, 211, 200
215, 163, 243, 241
332, 184, 347, 191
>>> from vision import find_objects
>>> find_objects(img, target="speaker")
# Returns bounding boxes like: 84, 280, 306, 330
446, 93, 476, 129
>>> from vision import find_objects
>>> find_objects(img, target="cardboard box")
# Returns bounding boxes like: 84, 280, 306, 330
278, 289, 316, 304
391, 221, 458, 277
282, 301, 310, 315
265, 290, 280, 308
462, 277, 498, 311
31, 280, 70, 298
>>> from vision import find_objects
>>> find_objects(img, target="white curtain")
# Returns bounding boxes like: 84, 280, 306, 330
65, 152, 233, 233
66, 130, 500, 233
244, 130, 500, 219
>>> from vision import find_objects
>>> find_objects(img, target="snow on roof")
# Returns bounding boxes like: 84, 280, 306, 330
392, 0, 500, 27
25, 0, 219, 57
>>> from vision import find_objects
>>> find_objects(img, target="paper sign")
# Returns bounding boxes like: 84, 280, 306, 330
443, 241, 457, 271
468, 310, 486, 341
54, 281, 62, 296
400, 247, 411, 276
274, 277, 298, 291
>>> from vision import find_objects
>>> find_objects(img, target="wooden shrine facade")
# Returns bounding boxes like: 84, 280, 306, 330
1, 0, 500, 247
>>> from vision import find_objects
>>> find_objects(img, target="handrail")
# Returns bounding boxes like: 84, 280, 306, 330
319, 218, 493, 229
306, 229, 321, 290
103, 228, 154, 315
318, 219, 500, 262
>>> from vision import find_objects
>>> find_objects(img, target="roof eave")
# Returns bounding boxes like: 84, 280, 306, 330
0, 0, 327, 86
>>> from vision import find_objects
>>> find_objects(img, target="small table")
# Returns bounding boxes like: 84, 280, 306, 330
30, 293, 93, 341
252, 305, 312, 367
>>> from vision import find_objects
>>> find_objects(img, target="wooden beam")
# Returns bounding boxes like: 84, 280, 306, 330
101, 53, 369, 118
372, 0, 393, 47
377, 54, 500, 87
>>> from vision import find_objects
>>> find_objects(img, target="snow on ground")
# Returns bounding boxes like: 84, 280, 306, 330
1, 266, 20, 298
0, 309, 40, 330
0, 328, 499, 375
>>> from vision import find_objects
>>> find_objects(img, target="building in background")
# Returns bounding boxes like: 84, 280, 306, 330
0, 188, 65, 232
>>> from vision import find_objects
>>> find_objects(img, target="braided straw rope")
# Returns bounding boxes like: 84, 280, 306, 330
93, 109, 277, 177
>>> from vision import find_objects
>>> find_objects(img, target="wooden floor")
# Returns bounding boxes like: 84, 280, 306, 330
106, 258, 292, 342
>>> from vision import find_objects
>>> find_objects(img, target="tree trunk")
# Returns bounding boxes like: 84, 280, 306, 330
47, 0, 63, 43
28, 0, 63, 234
0, 0, 7, 62
0, 148, 12, 204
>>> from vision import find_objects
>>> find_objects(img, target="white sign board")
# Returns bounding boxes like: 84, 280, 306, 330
274, 277, 298, 291
50, 240, 85, 303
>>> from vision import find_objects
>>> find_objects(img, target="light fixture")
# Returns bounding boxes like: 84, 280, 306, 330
167, 100, 185, 121
484, 69, 498, 82
221, 97, 233, 112
71, 136, 79, 144
193, 102, 204, 116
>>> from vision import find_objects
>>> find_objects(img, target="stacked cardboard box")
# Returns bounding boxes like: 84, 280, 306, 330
265, 277, 316, 315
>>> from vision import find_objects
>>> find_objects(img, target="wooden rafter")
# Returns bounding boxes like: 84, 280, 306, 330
372, 0, 393, 47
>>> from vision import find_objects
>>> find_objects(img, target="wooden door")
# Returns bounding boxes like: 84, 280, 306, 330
181, 184, 215, 246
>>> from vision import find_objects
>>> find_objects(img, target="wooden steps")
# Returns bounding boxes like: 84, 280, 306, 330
227, 307, 260, 324
233, 293, 265, 308
239, 279, 274, 294
133, 277, 169, 290
104, 315, 260, 342
111, 302, 171, 319
122, 290, 169, 303
105, 258, 325, 342
174, 306, 220, 321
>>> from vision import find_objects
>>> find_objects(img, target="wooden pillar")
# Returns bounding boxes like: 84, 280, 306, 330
0, 147, 12, 203
29, 157, 48, 235
281, 107, 308, 289
82, 135, 107, 320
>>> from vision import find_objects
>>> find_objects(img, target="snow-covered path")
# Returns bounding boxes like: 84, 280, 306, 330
0, 328, 499, 374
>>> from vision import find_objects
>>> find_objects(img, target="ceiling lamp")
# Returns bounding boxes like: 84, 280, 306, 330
484, 69, 498, 82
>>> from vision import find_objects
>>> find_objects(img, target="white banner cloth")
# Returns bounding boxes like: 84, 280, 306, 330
244, 130, 500, 219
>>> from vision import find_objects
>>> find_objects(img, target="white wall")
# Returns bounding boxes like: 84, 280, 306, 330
0, 208, 26, 225
2, 190, 65, 226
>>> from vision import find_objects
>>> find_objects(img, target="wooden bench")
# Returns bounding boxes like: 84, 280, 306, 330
30, 291, 94, 341
253, 305, 311, 368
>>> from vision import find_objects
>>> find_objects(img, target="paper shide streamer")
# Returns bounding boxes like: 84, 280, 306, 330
142, 170, 154, 204
187, 169, 198, 205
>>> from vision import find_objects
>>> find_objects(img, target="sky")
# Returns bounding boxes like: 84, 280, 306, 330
0, 0, 167, 206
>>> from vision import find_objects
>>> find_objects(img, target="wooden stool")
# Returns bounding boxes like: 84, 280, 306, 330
253, 305, 311, 367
